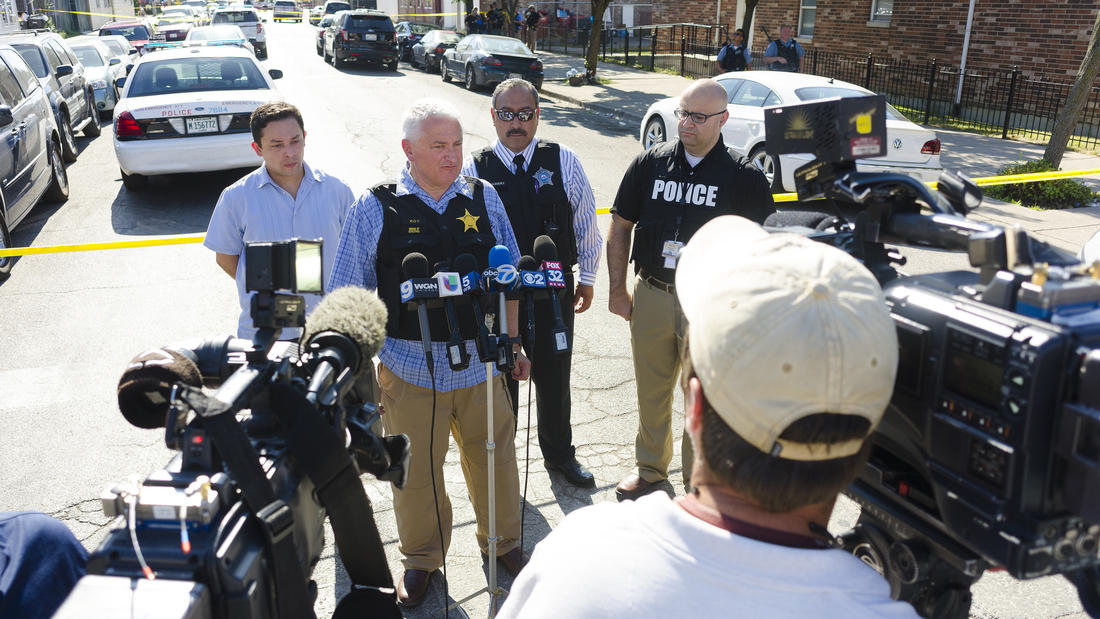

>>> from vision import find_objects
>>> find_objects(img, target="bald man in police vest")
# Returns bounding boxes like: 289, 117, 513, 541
606, 78, 776, 501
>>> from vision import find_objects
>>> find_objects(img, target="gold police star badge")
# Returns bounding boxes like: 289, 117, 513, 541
457, 209, 480, 232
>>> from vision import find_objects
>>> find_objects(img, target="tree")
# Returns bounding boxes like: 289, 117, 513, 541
584, 0, 611, 81
1043, 8, 1100, 168
740, 0, 761, 44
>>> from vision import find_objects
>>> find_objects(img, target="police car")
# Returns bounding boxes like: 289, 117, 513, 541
112, 45, 283, 190
639, 72, 943, 193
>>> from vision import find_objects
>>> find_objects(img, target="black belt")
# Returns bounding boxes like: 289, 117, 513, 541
638, 268, 674, 294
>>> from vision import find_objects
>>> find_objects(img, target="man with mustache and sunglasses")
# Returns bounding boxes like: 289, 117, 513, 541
463, 78, 603, 489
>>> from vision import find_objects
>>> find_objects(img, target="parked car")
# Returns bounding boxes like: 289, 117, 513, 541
0, 43, 69, 280
273, 0, 301, 22
322, 9, 396, 70
638, 72, 944, 192
66, 38, 126, 118
97, 34, 138, 76
308, 6, 324, 25
394, 21, 436, 62
156, 8, 198, 42
320, 0, 350, 17
112, 46, 283, 189
410, 29, 459, 72
0, 31, 100, 163
183, 0, 212, 20
315, 14, 334, 55
99, 20, 155, 55
441, 34, 542, 91
186, 25, 256, 55
211, 7, 266, 59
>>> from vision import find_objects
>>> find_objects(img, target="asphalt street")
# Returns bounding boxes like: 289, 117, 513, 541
0, 17, 1095, 618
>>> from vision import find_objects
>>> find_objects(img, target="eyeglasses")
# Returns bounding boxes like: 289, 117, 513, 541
494, 108, 537, 122
673, 108, 726, 124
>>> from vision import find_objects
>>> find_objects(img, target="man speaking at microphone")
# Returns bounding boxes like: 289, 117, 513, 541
328, 98, 531, 608
462, 78, 602, 488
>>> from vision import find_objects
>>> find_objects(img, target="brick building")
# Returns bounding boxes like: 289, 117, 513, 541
657, 0, 1098, 83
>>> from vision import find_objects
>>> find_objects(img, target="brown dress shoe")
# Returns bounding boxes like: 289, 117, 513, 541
498, 547, 528, 577
397, 568, 432, 607
615, 473, 660, 502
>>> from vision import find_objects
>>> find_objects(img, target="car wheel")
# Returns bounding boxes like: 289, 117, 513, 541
464, 66, 476, 90
316, 41, 322, 56
642, 115, 666, 149
83, 93, 101, 138
387, 59, 397, 72
0, 213, 12, 280
44, 138, 69, 203
441, 58, 451, 82
748, 145, 783, 192
121, 168, 147, 191
323, 44, 331, 62
59, 111, 78, 163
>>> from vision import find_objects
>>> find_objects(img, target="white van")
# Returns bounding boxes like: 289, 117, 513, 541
273, 0, 300, 22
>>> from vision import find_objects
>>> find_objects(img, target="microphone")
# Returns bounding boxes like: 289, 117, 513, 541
402, 253, 435, 371
517, 255, 540, 342
455, 253, 496, 363
533, 235, 570, 355
117, 347, 203, 429
434, 260, 470, 371
300, 286, 388, 405
487, 245, 516, 371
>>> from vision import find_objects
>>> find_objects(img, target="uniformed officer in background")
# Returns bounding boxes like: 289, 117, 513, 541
463, 78, 603, 488
606, 78, 776, 501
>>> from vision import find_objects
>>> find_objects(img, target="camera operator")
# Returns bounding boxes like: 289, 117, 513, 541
0, 512, 87, 619
500, 216, 917, 617
328, 98, 531, 607
607, 79, 775, 501
204, 102, 355, 340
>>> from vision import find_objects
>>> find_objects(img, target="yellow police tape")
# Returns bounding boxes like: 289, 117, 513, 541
0, 168, 1097, 258
42, 7, 457, 19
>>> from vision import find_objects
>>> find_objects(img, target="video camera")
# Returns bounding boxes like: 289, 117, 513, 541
54, 239, 409, 619
764, 95, 1100, 617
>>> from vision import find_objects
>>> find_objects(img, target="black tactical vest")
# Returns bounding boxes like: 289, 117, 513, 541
725, 44, 748, 71
773, 39, 800, 72
629, 140, 758, 282
373, 177, 496, 342
472, 140, 578, 269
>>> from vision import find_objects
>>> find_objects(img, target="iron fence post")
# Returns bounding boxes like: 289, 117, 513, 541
1002, 66, 1019, 140
625, 27, 629, 65
812, 48, 818, 75
680, 35, 686, 76
650, 26, 655, 70
924, 58, 937, 125
864, 52, 873, 89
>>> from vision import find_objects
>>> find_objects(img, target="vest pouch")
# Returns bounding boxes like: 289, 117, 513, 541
629, 219, 667, 269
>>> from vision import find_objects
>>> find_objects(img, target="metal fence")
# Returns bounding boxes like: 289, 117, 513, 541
535, 23, 1100, 150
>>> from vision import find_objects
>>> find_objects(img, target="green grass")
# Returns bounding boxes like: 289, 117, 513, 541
893, 103, 1100, 155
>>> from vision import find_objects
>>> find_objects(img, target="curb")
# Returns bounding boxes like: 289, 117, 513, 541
539, 82, 644, 126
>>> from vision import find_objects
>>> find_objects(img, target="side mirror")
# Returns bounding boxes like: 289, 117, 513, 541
268, 68, 282, 79
125, 64, 134, 75
109, 57, 121, 66
0, 105, 13, 128
128, 48, 138, 55
55, 64, 74, 78
114, 76, 127, 89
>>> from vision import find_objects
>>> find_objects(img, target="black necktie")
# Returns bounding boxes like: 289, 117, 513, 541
513, 153, 525, 176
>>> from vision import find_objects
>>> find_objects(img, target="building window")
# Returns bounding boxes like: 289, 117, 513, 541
871, 0, 893, 22
798, 0, 815, 38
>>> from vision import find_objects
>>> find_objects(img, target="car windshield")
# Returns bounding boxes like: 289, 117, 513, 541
319, 16, 333, 26
481, 37, 530, 55
438, 32, 461, 43
275, 1, 295, 6
409, 23, 435, 33
188, 26, 246, 40
163, 9, 191, 17
325, 2, 350, 13
102, 39, 129, 56
346, 15, 392, 30
213, 10, 258, 23
71, 46, 105, 67
101, 25, 151, 40
793, 86, 906, 121
127, 57, 268, 96
11, 45, 47, 78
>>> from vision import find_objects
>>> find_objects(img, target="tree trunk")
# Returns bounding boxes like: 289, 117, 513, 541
740, 0, 759, 45
584, 0, 611, 80
1044, 8, 1100, 168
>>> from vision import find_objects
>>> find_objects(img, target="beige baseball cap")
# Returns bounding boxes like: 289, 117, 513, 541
675, 216, 899, 461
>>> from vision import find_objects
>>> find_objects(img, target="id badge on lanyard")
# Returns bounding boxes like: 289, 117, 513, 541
661, 215, 684, 269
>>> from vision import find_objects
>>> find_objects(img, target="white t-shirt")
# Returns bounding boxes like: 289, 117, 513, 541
499, 493, 919, 618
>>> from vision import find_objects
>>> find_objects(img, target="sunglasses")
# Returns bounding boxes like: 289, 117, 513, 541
494, 108, 537, 122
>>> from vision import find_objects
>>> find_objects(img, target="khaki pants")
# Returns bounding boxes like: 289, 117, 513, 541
629, 274, 693, 485
378, 364, 522, 572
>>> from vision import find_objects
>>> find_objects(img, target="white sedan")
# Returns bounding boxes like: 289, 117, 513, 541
112, 46, 283, 189
639, 72, 943, 193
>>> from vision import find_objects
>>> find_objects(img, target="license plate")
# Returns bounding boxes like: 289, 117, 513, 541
508, 73, 522, 79
186, 116, 218, 134
364, 33, 377, 41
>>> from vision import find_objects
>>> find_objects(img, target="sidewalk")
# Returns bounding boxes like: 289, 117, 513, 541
536, 50, 1100, 250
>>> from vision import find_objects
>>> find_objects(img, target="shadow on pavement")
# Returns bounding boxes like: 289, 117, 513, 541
109, 168, 254, 236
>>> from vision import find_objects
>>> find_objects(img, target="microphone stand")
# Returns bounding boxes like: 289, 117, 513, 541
485, 283, 509, 616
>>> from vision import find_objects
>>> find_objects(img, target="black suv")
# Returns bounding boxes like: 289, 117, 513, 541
0, 31, 99, 163
0, 43, 69, 280
322, 10, 397, 70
